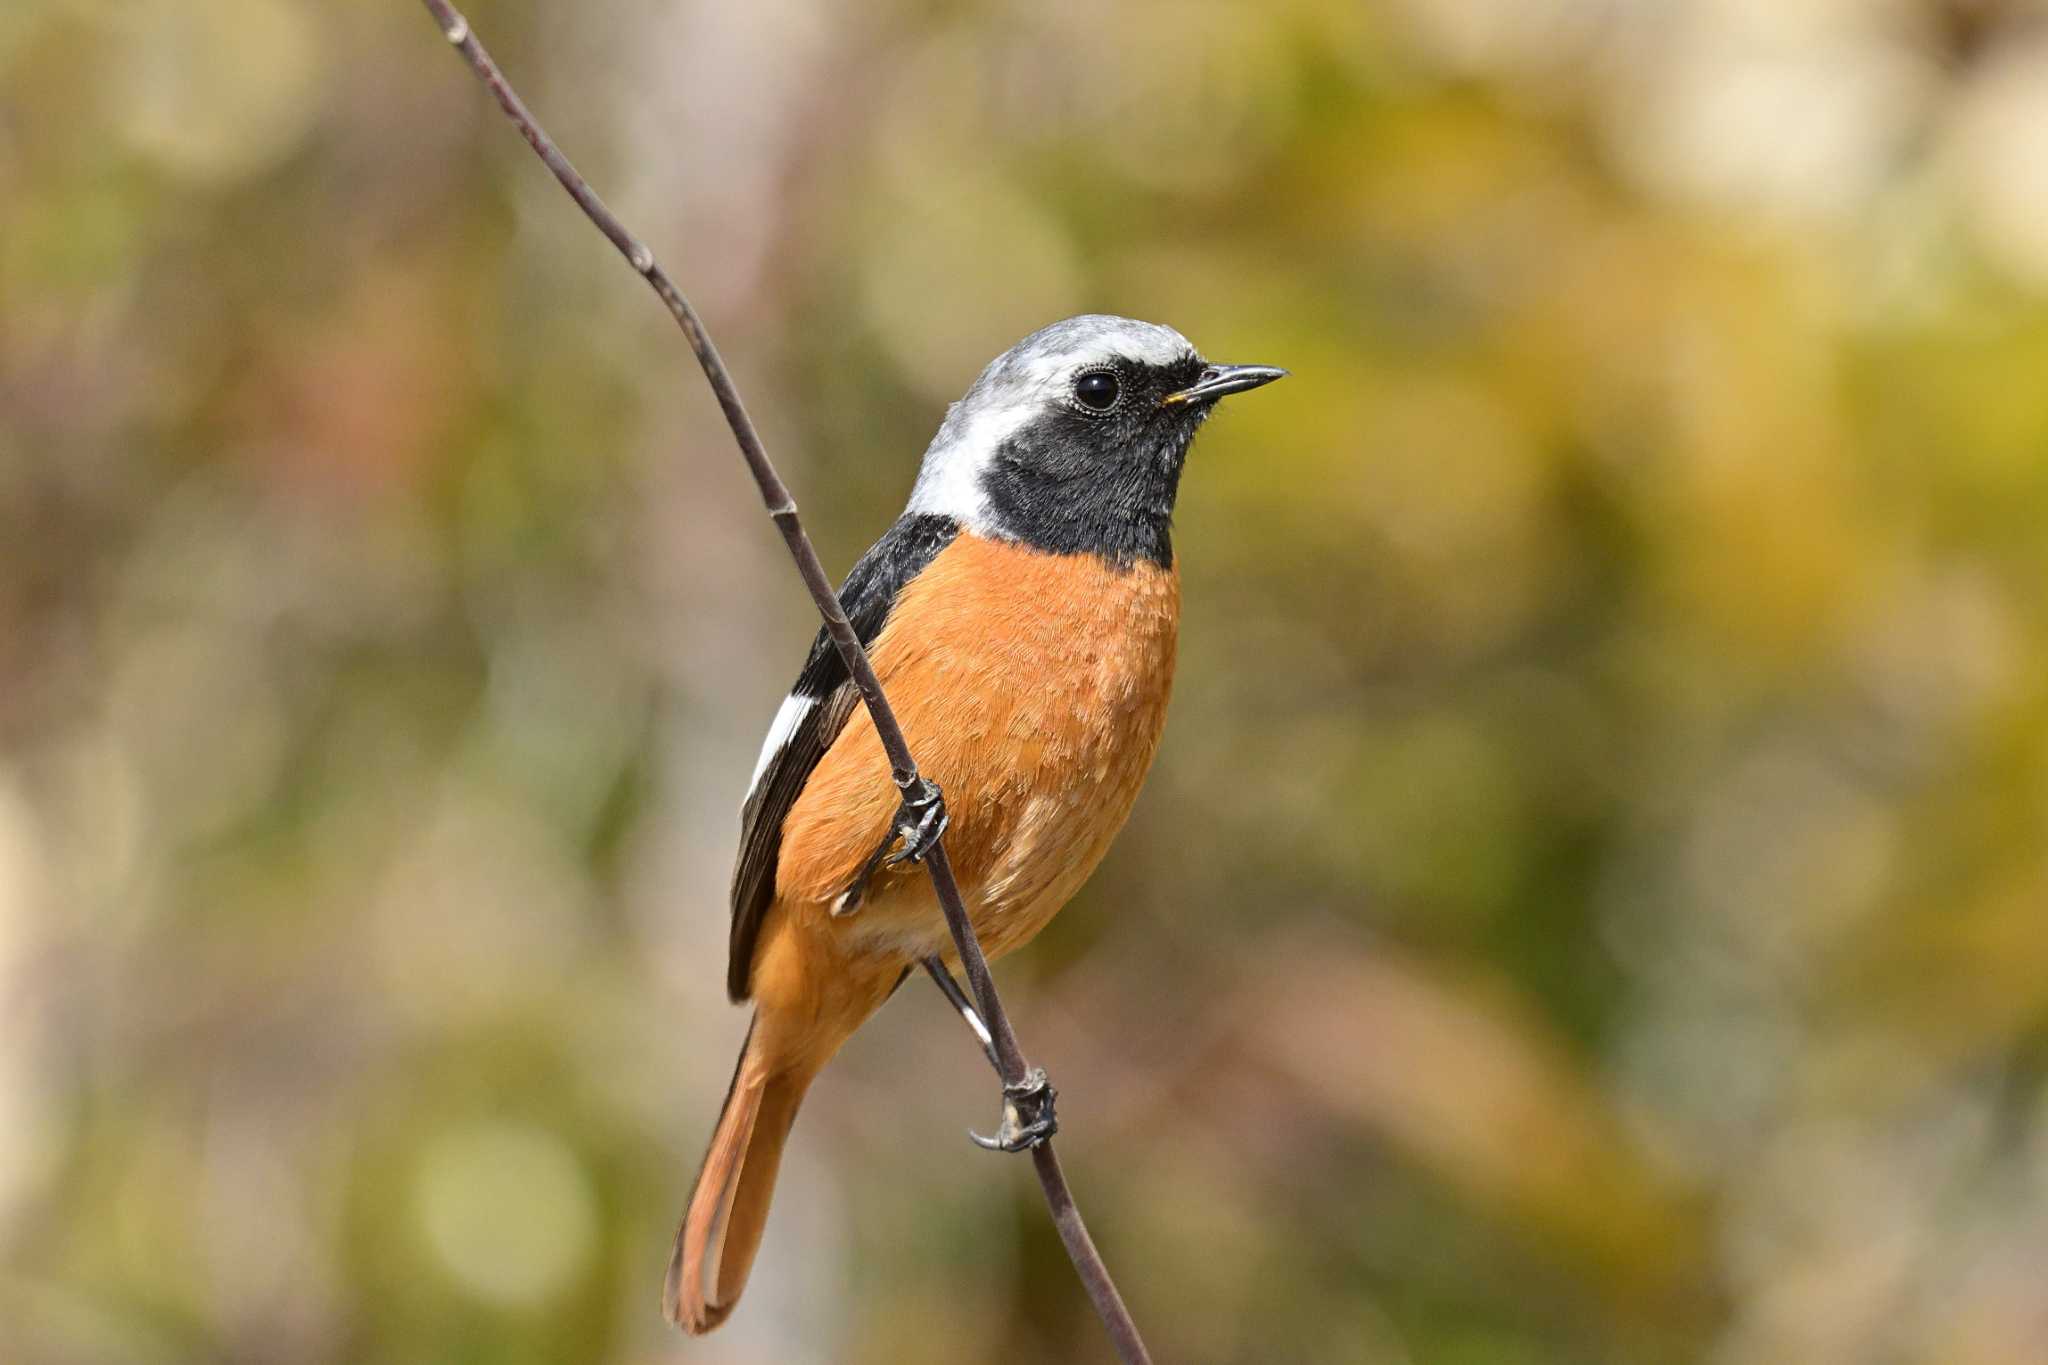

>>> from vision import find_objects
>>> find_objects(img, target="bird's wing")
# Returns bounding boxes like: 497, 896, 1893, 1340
727, 513, 959, 1000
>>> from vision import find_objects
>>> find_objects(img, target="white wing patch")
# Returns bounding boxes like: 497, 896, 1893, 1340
747, 693, 816, 797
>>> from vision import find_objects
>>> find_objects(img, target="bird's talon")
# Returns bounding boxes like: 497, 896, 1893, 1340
968, 1068, 1057, 1152
886, 777, 948, 866
834, 779, 949, 914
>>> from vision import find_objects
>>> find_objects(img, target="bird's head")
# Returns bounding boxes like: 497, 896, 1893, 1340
906, 315, 1285, 566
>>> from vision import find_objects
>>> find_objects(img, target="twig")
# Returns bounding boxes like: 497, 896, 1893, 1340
414, 5, 1154, 1361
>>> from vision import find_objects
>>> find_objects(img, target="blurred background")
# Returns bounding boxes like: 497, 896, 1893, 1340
7, 0, 2048, 1361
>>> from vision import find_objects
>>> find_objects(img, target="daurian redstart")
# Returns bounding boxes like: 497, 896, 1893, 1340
665, 315, 1285, 1332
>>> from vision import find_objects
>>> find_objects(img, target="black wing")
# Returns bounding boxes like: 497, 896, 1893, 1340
727, 513, 959, 1000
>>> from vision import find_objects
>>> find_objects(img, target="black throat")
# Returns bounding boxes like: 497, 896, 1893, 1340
977, 367, 1208, 569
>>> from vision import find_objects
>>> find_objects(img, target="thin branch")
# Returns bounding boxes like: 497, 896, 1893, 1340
414, 5, 1153, 1361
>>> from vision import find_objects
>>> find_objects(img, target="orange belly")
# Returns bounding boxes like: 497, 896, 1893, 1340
768, 533, 1179, 981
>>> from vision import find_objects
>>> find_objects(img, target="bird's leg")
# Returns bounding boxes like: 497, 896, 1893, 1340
922, 957, 1058, 1152
833, 777, 949, 917
922, 956, 998, 1070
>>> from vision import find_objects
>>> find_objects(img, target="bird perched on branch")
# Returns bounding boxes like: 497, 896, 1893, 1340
666, 314, 1285, 1333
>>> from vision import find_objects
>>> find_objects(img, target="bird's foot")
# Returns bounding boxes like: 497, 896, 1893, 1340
970, 1068, 1058, 1152
834, 777, 949, 916
884, 776, 948, 867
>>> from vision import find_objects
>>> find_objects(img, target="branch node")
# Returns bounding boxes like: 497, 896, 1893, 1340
442, 14, 468, 43
628, 242, 655, 275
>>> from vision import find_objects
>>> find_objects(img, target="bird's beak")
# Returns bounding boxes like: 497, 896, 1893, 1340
1161, 363, 1290, 406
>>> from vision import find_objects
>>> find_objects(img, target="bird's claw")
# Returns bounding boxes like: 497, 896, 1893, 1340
885, 777, 948, 867
969, 1068, 1058, 1152
834, 778, 949, 916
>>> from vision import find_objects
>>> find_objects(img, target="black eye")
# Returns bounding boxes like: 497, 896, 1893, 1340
1072, 370, 1120, 412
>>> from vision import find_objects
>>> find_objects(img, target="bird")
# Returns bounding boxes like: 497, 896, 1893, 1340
664, 314, 1285, 1333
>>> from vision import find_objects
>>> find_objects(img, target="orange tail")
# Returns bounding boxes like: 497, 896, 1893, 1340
664, 1018, 816, 1334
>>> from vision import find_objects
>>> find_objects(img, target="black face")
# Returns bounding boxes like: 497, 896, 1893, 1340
980, 354, 1214, 569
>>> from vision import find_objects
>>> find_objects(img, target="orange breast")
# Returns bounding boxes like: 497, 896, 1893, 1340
774, 533, 1180, 966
